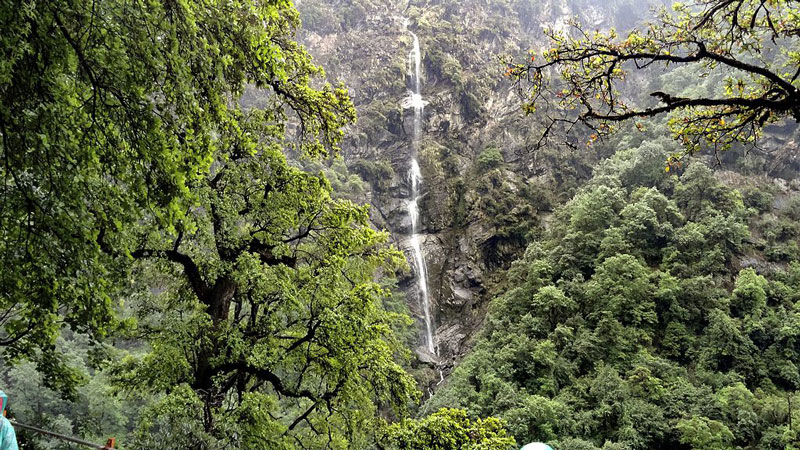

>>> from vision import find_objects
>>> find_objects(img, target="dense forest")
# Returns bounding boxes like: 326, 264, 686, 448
1, 0, 799, 449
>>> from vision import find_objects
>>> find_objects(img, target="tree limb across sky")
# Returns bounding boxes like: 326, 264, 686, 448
507, 0, 800, 164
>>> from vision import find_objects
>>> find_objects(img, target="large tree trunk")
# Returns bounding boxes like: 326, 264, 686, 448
194, 275, 237, 432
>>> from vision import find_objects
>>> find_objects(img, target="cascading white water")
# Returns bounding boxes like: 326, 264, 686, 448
409, 162, 434, 354
402, 20, 435, 355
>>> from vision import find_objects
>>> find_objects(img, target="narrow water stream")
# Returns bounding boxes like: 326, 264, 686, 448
401, 19, 436, 356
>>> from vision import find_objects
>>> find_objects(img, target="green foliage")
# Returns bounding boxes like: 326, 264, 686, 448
477, 147, 506, 173
1, 332, 141, 450
426, 48, 465, 86
753, 194, 800, 262
313, 158, 371, 202
9, 1, 800, 449
673, 164, 744, 221
351, 158, 396, 193
676, 416, 735, 450
0, 0, 432, 447
381, 408, 516, 450
0, 0, 354, 394
471, 167, 538, 267
741, 185, 775, 214
512, 0, 800, 159
428, 146, 800, 449
460, 87, 486, 122
112, 139, 417, 448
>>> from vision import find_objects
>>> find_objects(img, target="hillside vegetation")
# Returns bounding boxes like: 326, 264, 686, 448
427, 138, 800, 449
1, 0, 799, 449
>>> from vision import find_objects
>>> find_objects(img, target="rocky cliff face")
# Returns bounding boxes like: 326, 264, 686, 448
297, 0, 665, 388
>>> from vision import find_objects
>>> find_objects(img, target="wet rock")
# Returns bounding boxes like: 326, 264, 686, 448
415, 347, 440, 367
443, 263, 484, 308
434, 322, 469, 362
377, 197, 413, 235
450, 285, 473, 303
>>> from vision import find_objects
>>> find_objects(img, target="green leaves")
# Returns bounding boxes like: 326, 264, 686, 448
0, 0, 417, 447
511, 0, 800, 159
587, 255, 657, 329
430, 150, 800, 448
118, 109, 413, 447
676, 416, 735, 450
0, 0, 356, 394
381, 408, 516, 450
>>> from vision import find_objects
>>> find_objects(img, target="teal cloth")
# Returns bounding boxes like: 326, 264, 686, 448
0, 417, 18, 450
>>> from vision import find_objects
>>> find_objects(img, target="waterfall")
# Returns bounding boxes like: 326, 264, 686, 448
401, 20, 435, 356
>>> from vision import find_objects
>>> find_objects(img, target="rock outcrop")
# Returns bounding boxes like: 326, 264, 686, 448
297, 0, 668, 389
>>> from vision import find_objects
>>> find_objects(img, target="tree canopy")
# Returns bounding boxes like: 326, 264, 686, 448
426, 142, 800, 449
380, 408, 516, 450
0, 0, 352, 393
8, 0, 800, 448
0, 1, 520, 448
508, 0, 800, 161
114, 136, 418, 448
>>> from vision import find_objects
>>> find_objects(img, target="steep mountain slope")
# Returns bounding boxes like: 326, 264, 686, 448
424, 135, 800, 449
297, 0, 664, 380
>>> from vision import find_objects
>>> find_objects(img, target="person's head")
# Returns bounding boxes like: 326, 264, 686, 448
0, 391, 7, 417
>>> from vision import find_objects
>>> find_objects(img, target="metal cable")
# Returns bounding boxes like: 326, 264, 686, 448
10, 420, 114, 449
